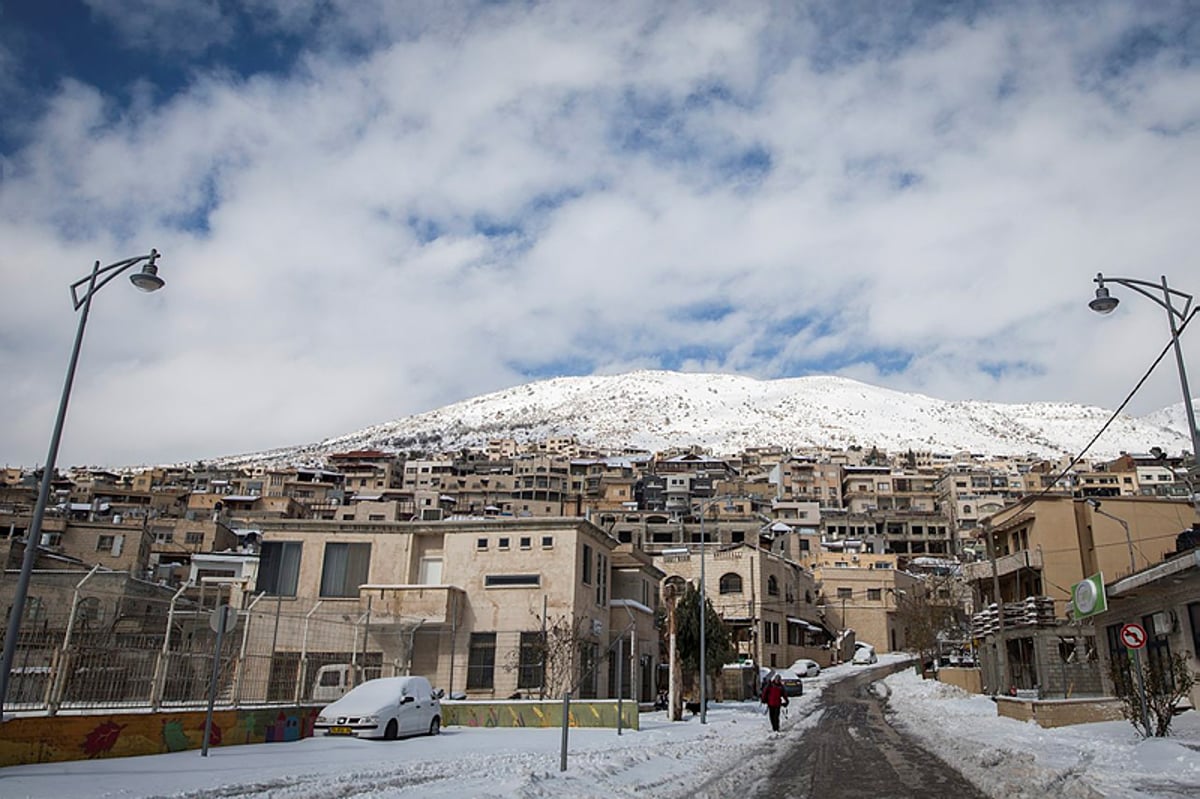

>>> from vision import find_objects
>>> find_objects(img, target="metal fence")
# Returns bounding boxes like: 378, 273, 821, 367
1, 577, 439, 714
1, 576, 654, 714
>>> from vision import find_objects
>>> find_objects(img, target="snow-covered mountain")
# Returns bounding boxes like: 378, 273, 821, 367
218, 371, 1196, 465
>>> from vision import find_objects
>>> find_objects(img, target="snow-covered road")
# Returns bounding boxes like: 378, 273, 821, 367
2, 654, 1197, 799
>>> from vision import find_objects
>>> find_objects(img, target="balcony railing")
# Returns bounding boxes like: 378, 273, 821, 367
357, 584, 465, 626
961, 548, 1043, 582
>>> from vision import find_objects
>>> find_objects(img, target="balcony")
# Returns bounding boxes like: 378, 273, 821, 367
961, 549, 1043, 583
357, 584, 466, 626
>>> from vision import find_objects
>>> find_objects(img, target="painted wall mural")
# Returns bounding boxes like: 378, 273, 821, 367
0, 706, 320, 767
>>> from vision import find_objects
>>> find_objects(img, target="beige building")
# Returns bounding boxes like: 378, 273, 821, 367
964, 496, 1199, 618
811, 550, 920, 654
248, 517, 661, 702
655, 544, 827, 671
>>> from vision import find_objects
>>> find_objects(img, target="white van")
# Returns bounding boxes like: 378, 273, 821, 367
311, 663, 364, 702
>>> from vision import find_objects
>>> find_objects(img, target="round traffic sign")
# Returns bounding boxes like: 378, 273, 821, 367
209, 604, 238, 635
1119, 622, 1146, 649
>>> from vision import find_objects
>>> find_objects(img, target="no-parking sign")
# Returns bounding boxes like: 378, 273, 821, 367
1120, 622, 1147, 650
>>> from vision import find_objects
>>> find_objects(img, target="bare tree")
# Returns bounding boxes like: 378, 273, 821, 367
1109, 652, 1196, 737
503, 611, 591, 699
891, 574, 967, 670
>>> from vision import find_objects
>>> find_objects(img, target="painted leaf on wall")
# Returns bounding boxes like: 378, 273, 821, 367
82, 721, 126, 757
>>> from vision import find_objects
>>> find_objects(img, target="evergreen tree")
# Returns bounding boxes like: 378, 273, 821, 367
674, 582, 735, 691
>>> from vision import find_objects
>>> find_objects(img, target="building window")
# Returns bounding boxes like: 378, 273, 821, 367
763, 621, 780, 645
518, 631, 543, 690
542, 536, 554, 549
767, 576, 779, 596
467, 633, 496, 690
837, 587, 852, 599
96, 535, 115, 552
719, 573, 743, 594
257, 541, 302, 596
484, 574, 541, 587
498, 537, 510, 550
520, 536, 532, 550
319, 542, 370, 598
477, 538, 488, 551
582, 543, 593, 585
868, 588, 882, 601
185, 531, 205, 545
595, 553, 608, 605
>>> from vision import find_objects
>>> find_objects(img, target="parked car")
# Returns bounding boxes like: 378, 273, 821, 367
311, 663, 364, 702
760, 667, 804, 697
852, 643, 878, 665
314, 676, 442, 740
788, 658, 821, 678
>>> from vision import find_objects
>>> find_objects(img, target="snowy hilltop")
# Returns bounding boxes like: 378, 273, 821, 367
217, 370, 1194, 466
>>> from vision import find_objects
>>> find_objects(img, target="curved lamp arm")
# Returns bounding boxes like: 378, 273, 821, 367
1093, 273, 1194, 323
70, 249, 163, 309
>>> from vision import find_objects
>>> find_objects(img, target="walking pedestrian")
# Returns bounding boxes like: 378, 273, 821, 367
760, 673, 789, 733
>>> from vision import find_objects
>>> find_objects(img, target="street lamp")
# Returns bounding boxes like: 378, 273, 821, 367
0, 250, 165, 716
1085, 498, 1138, 575
1089, 274, 1199, 489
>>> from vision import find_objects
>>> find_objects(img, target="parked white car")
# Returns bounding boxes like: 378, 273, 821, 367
852, 643, 878, 665
314, 676, 442, 740
788, 658, 821, 677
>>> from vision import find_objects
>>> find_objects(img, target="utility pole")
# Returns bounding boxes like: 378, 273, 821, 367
984, 522, 1009, 695
664, 582, 682, 721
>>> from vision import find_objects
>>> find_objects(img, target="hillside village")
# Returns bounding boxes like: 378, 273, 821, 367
2, 430, 1198, 725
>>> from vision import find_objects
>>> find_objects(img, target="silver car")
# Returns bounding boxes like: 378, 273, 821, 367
314, 676, 443, 740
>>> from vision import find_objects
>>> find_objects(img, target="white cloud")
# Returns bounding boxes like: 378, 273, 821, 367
2, 1, 1198, 466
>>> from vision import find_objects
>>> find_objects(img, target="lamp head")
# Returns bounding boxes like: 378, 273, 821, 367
1085, 498, 1101, 509
1089, 286, 1118, 314
1089, 274, 1117, 314
129, 249, 165, 292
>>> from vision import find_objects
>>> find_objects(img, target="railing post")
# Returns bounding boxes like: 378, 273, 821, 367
232, 592, 264, 706
47, 565, 101, 714
151, 583, 190, 710
294, 601, 322, 704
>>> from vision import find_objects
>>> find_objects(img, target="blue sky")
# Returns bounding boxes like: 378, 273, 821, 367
1, 0, 1198, 466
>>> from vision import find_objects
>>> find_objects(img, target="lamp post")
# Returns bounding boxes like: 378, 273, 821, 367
1089, 274, 1199, 491
1085, 498, 1138, 575
0, 250, 165, 717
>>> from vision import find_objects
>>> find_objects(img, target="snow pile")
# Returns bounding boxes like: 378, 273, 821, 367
2, 693, 823, 799
882, 669, 1200, 799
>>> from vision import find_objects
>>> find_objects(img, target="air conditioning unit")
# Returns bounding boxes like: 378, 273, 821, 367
420, 508, 444, 522
592, 619, 603, 635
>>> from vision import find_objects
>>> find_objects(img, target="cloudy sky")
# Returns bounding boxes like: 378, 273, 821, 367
1, 0, 1198, 468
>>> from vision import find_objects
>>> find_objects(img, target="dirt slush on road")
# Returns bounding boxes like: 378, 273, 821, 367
753, 662, 988, 799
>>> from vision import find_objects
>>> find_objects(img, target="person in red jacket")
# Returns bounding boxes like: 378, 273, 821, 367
760, 673, 789, 732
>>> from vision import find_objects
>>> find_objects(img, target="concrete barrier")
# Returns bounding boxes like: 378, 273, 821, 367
993, 696, 1124, 728
441, 699, 638, 730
